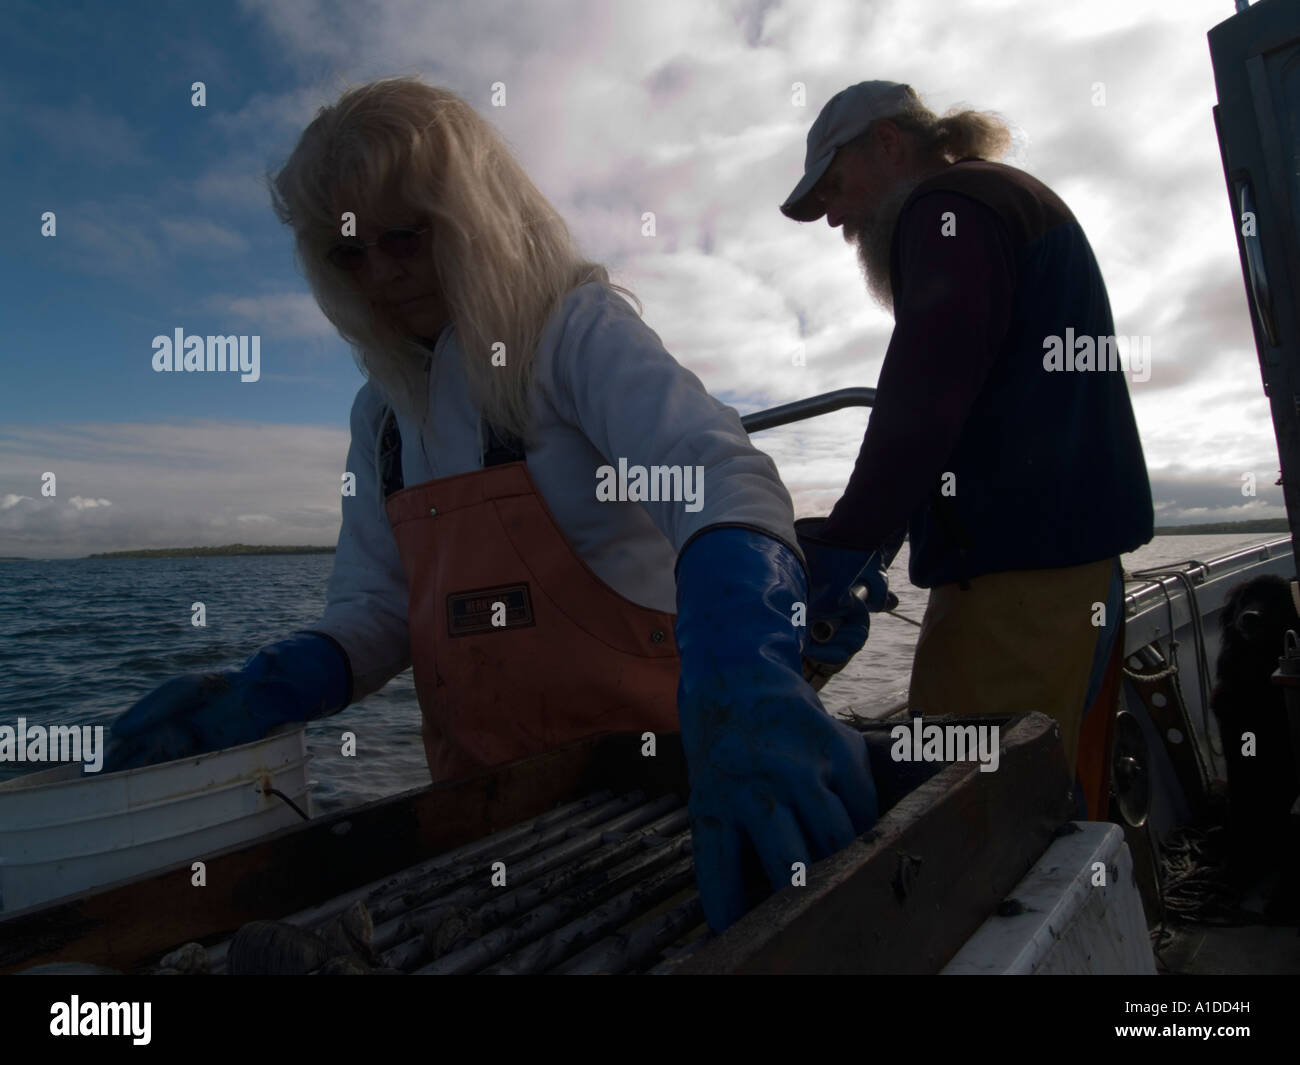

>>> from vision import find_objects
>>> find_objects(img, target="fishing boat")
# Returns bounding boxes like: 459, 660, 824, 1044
2, 0, 1298, 975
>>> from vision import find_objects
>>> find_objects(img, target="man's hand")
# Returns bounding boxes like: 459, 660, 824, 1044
795, 517, 895, 689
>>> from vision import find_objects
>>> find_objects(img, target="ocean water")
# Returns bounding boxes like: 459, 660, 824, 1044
0, 533, 1282, 814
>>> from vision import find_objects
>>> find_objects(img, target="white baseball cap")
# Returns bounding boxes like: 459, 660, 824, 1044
780, 81, 918, 222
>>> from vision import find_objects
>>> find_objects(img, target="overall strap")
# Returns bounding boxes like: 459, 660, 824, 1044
480, 417, 526, 467
378, 406, 404, 498
377, 406, 524, 499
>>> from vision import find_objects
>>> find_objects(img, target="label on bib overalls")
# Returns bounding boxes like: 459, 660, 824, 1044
446, 583, 535, 636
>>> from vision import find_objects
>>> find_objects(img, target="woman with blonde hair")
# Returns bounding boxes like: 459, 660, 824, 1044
105, 77, 880, 932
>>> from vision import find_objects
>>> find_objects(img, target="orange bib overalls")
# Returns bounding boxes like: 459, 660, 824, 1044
381, 416, 680, 782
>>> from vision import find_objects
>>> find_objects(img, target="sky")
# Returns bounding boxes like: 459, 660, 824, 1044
0, 0, 1284, 558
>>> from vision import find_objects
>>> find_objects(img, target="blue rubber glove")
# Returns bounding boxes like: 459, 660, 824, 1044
795, 517, 896, 689
102, 632, 351, 773
675, 526, 880, 932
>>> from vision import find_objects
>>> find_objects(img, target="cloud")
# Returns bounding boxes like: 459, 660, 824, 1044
221, 292, 336, 339
159, 217, 251, 255
1147, 465, 1285, 524
210, 83, 341, 150
235, 0, 359, 66
192, 165, 277, 211
51, 199, 167, 279
24, 95, 148, 168
41, 200, 256, 279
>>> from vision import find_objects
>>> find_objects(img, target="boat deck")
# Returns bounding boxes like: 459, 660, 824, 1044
1158, 923, 1300, 975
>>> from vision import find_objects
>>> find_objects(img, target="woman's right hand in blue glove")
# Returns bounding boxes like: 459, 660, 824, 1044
103, 671, 261, 773
102, 633, 350, 773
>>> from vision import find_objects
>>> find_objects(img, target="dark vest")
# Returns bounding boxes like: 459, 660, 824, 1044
899, 161, 1154, 586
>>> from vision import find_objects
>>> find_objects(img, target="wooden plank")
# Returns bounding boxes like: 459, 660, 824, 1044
671, 713, 1074, 974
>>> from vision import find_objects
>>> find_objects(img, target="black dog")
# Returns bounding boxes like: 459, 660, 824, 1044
1210, 574, 1300, 889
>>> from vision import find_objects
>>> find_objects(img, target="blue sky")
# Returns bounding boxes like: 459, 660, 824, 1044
0, 0, 1284, 556
2, 1, 342, 427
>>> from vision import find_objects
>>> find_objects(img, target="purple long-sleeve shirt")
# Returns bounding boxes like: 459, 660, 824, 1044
818, 189, 1017, 552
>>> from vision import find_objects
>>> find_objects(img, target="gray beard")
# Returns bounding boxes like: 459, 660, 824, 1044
845, 175, 927, 315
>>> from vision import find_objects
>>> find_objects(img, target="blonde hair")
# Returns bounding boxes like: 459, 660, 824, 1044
850, 90, 1012, 165
270, 77, 638, 440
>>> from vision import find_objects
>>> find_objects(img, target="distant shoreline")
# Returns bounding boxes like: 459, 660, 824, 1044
86, 522, 1292, 557
84, 544, 337, 559
1150, 519, 1289, 536
0, 519, 1290, 562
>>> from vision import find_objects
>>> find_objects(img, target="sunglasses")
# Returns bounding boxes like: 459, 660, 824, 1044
326, 226, 429, 272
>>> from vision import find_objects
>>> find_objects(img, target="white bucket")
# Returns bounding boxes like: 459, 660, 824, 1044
0, 725, 312, 914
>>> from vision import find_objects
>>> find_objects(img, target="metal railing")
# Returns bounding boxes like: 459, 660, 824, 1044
739, 388, 875, 434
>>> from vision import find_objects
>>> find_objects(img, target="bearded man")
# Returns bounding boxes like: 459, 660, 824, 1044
785, 81, 1154, 817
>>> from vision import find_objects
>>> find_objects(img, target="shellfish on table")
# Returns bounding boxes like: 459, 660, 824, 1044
225, 901, 399, 975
